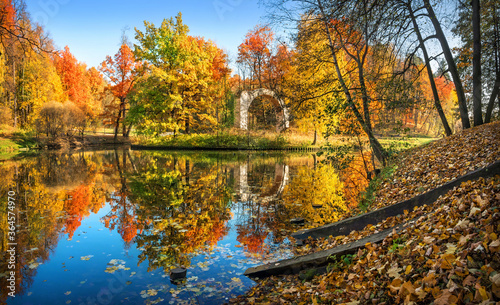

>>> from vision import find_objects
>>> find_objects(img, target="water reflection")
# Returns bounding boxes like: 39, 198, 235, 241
0, 149, 369, 304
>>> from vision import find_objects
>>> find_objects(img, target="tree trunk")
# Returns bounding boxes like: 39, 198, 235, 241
408, 4, 452, 136
125, 123, 133, 137
485, 14, 500, 123
485, 74, 500, 123
423, 0, 471, 129
414, 108, 419, 132
12, 62, 17, 128
185, 117, 190, 134
114, 100, 123, 141
122, 102, 127, 137
472, 0, 483, 126
317, 0, 387, 165
312, 129, 317, 145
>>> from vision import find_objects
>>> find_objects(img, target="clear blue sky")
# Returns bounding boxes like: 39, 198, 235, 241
25, 0, 268, 70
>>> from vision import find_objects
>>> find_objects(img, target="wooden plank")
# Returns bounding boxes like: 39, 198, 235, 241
245, 223, 408, 278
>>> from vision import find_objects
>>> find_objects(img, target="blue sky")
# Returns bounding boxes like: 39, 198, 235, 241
25, 0, 268, 70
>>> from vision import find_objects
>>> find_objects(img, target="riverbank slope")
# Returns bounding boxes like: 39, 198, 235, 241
230, 121, 500, 304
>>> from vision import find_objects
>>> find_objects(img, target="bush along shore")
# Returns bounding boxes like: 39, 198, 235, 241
229, 121, 500, 304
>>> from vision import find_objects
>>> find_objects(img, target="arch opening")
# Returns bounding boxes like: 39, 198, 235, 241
237, 89, 289, 132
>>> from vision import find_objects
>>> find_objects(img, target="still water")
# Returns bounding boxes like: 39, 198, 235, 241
0, 149, 368, 304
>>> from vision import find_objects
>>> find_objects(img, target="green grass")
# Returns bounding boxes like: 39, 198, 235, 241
379, 136, 437, 155
136, 131, 292, 150
0, 126, 38, 159
358, 163, 398, 212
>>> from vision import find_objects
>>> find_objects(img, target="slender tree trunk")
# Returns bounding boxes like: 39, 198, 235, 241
185, 117, 190, 134
472, 0, 483, 126
12, 62, 17, 128
114, 100, 124, 141
125, 123, 133, 137
423, 0, 471, 129
414, 108, 419, 132
312, 129, 317, 145
122, 103, 127, 137
408, 3, 452, 136
317, 0, 388, 165
485, 14, 500, 123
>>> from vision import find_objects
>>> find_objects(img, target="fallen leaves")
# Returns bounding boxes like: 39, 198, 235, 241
104, 259, 130, 274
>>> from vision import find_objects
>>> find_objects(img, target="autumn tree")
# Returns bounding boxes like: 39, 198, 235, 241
99, 43, 140, 139
1, 0, 56, 128
237, 25, 274, 89
453, 0, 500, 123
282, 20, 338, 144
274, 0, 390, 164
420, 0, 471, 129
236, 25, 292, 130
130, 13, 231, 135
35, 100, 85, 137
53, 46, 90, 112
391, 0, 454, 136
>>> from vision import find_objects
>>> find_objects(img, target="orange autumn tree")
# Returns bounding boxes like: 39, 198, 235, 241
54, 46, 91, 114
99, 44, 140, 139
0, 0, 15, 45
237, 24, 274, 89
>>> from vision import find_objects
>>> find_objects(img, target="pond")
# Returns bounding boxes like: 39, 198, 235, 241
0, 149, 370, 305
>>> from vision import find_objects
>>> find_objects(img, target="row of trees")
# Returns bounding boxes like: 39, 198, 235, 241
1, 1, 233, 140
0, 0, 108, 134
235, 0, 499, 165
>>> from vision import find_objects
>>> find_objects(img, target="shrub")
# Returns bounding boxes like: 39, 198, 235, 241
35, 101, 86, 138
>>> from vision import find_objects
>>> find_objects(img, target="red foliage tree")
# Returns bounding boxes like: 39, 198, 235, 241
0, 0, 15, 36
99, 44, 140, 139
54, 46, 91, 115
237, 25, 274, 88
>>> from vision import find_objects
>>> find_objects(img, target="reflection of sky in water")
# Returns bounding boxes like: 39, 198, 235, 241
8, 200, 294, 305
4, 151, 308, 305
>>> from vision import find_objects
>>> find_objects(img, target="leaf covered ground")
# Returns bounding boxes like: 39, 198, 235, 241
230, 122, 500, 304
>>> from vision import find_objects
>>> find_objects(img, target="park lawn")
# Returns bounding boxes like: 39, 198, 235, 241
0, 136, 21, 160
132, 127, 437, 151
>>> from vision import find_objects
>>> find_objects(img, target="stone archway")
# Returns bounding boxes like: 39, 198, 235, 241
236, 88, 290, 131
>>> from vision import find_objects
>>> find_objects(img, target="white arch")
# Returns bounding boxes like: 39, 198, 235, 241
239, 89, 290, 131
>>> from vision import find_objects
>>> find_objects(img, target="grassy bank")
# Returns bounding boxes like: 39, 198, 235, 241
0, 124, 438, 157
0, 125, 37, 160
133, 128, 436, 152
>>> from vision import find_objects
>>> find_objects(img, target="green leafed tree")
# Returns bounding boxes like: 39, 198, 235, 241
130, 13, 230, 136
